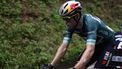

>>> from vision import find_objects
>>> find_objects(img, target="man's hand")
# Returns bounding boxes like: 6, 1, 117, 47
68, 67, 76, 69
42, 64, 54, 69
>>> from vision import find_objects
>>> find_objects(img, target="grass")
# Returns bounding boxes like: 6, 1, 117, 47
0, 0, 121, 69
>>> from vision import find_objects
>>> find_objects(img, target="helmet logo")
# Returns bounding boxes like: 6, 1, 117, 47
70, 3, 76, 10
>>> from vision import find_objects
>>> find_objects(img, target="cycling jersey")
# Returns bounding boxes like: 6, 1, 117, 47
63, 14, 114, 46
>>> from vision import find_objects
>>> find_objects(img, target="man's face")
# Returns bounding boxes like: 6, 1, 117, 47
63, 13, 81, 29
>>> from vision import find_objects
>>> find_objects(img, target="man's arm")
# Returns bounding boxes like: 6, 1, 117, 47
74, 45, 95, 69
51, 28, 73, 66
51, 42, 69, 66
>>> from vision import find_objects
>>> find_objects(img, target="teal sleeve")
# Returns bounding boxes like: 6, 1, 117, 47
85, 15, 99, 45
63, 28, 73, 44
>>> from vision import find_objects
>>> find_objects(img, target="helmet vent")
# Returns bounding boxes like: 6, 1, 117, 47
61, 10, 63, 14
75, 3, 78, 6
64, 9, 68, 15
64, 3, 68, 8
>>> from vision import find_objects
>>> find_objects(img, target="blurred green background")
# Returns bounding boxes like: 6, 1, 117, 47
0, 0, 122, 69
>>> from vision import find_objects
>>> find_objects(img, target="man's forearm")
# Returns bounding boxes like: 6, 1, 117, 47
51, 43, 68, 66
74, 45, 95, 69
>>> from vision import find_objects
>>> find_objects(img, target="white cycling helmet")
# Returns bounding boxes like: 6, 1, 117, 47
59, 1, 82, 17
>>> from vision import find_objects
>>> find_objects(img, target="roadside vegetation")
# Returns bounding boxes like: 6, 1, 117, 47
0, 0, 121, 69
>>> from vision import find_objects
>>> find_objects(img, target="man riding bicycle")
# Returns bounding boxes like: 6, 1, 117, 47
42, 1, 114, 69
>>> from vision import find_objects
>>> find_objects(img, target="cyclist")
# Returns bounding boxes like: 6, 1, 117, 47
42, 1, 114, 69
